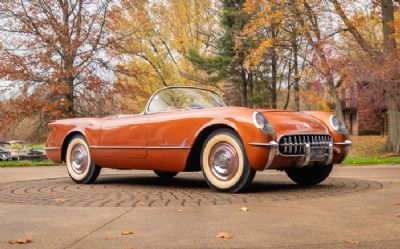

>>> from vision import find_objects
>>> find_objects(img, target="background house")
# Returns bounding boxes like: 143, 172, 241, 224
339, 82, 387, 136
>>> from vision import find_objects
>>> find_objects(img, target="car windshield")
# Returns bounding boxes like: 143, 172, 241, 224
147, 87, 225, 113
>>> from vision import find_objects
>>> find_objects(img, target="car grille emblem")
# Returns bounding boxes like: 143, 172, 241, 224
303, 123, 310, 129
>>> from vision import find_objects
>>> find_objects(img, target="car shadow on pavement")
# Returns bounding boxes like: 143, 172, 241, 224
94, 174, 328, 194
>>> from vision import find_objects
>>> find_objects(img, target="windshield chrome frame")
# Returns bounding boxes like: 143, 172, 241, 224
144, 86, 225, 114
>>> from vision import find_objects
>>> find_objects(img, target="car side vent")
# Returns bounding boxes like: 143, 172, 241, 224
278, 134, 332, 155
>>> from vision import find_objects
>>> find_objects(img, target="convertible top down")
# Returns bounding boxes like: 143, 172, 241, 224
46, 86, 351, 193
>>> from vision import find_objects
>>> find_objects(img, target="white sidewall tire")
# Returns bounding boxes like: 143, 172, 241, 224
202, 133, 245, 190
66, 137, 92, 181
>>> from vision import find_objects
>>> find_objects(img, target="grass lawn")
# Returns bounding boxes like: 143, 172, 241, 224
342, 135, 400, 165
28, 143, 45, 149
343, 156, 400, 165
0, 161, 60, 167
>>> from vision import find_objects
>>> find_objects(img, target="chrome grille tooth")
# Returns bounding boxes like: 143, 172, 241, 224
294, 136, 297, 154
296, 136, 299, 154
284, 138, 287, 153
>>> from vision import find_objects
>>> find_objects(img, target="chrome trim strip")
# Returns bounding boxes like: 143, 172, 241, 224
91, 146, 146, 149
90, 145, 190, 150
44, 147, 60, 150
147, 146, 191, 149
249, 142, 278, 147
278, 132, 331, 139
334, 140, 352, 146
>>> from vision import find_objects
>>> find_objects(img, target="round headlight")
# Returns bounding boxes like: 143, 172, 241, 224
329, 115, 348, 135
253, 112, 274, 136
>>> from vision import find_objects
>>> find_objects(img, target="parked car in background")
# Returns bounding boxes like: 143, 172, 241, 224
0, 150, 10, 161
0, 140, 47, 161
7, 140, 30, 160
27, 147, 47, 161
0, 141, 11, 161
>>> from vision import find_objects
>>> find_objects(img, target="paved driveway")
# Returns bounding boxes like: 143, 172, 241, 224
0, 165, 399, 249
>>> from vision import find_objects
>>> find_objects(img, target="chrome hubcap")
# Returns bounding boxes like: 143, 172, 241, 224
70, 144, 88, 174
209, 142, 239, 181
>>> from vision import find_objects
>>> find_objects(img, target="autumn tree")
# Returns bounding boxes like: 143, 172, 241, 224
329, 0, 400, 153
0, 0, 115, 122
108, 0, 221, 112
187, 0, 258, 107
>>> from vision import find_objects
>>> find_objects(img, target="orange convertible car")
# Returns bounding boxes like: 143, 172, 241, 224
46, 86, 351, 193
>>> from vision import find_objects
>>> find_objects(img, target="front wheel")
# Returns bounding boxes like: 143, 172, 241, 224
201, 129, 255, 193
66, 135, 101, 184
285, 165, 333, 186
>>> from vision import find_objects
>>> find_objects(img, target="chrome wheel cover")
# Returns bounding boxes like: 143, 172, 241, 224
70, 144, 89, 174
209, 142, 239, 181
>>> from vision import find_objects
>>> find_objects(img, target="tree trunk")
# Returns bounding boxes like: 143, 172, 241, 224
61, 0, 75, 118
382, 0, 400, 153
292, 30, 300, 111
327, 74, 344, 121
249, 71, 254, 107
241, 69, 248, 107
271, 48, 278, 109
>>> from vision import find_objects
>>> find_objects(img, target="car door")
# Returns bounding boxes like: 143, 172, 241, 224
146, 110, 208, 172
93, 114, 148, 168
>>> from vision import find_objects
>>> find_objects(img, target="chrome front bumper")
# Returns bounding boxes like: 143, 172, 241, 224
249, 140, 352, 169
333, 140, 352, 159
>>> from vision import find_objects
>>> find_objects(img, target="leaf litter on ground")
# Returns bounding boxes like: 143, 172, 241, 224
8, 236, 33, 244
216, 232, 233, 239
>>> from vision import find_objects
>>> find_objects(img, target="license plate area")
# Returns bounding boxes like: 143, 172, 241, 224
310, 147, 326, 161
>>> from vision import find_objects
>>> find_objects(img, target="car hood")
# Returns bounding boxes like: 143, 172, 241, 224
259, 110, 329, 136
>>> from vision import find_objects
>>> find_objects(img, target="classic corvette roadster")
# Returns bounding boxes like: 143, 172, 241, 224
46, 86, 351, 193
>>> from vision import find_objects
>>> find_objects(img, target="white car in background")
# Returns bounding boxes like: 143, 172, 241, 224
0, 140, 46, 161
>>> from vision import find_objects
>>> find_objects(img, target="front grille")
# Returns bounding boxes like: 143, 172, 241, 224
278, 134, 332, 156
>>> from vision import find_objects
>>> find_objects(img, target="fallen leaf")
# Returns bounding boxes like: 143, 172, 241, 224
396, 214, 400, 218
216, 232, 233, 239
8, 237, 33, 244
137, 202, 145, 206
240, 207, 249, 212
105, 236, 118, 240
177, 209, 183, 212
393, 202, 400, 206
344, 240, 359, 245
122, 231, 134, 236
54, 198, 65, 203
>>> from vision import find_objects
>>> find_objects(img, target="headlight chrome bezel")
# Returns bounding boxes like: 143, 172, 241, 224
252, 112, 275, 136
329, 115, 348, 135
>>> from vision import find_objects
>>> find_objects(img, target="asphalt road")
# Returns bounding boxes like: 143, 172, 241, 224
0, 165, 399, 249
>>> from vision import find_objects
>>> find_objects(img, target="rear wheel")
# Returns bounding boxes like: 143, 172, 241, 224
154, 170, 178, 178
66, 135, 101, 184
201, 129, 255, 193
285, 165, 333, 186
